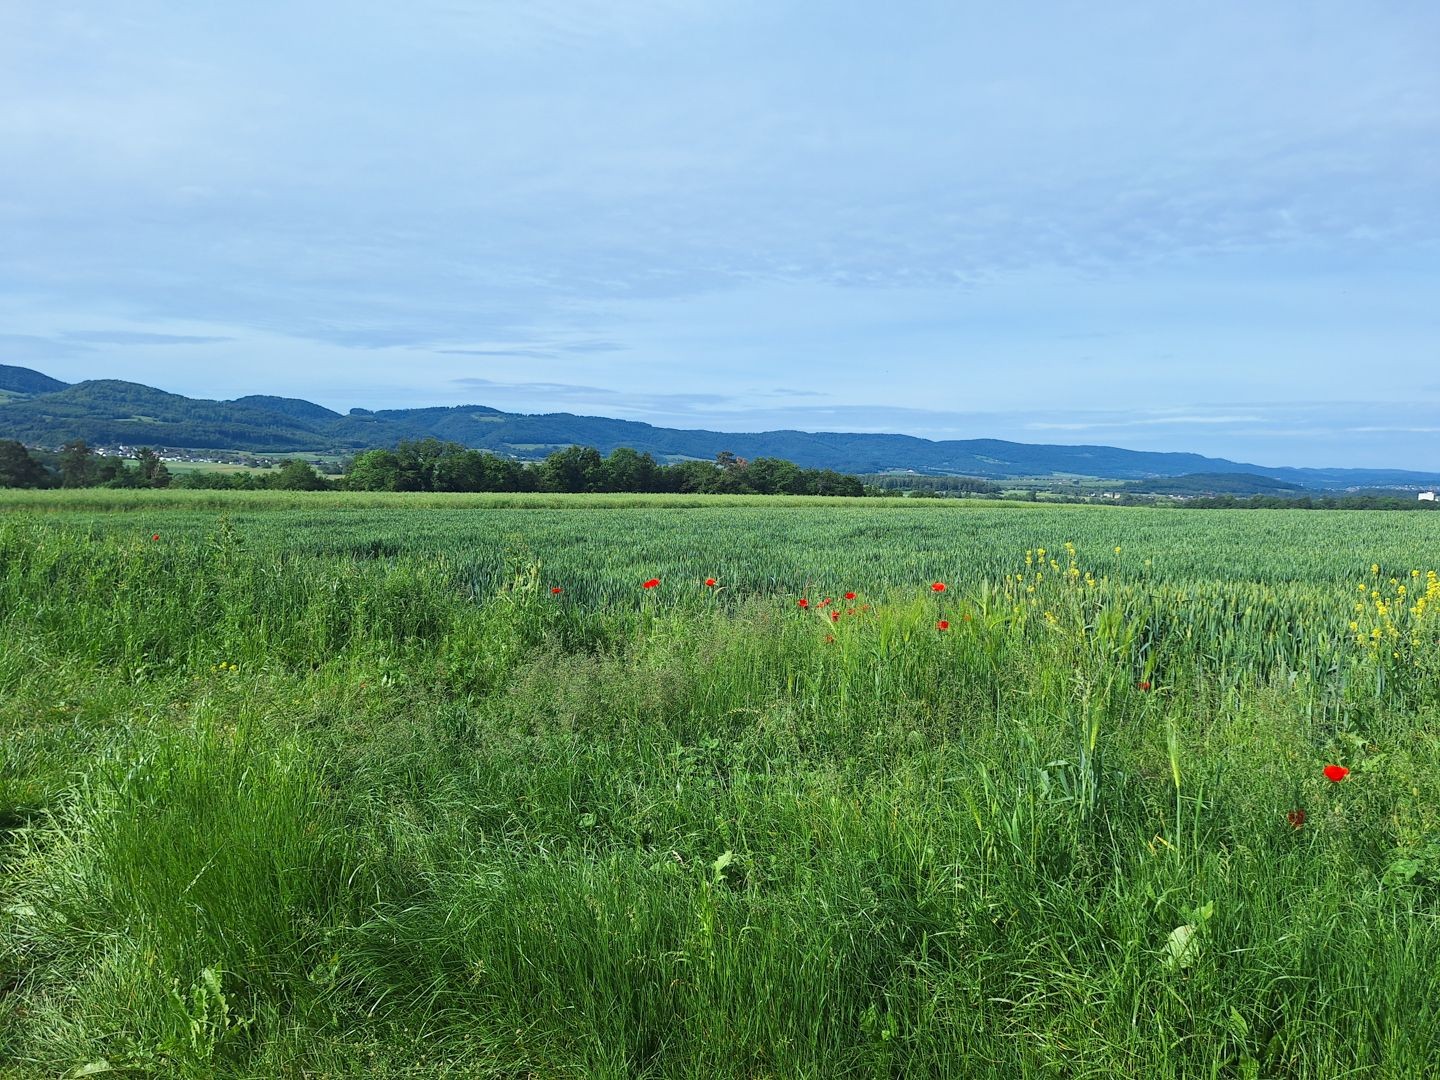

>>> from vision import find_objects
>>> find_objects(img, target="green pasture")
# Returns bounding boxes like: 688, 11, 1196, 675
2, 494, 1438, 1077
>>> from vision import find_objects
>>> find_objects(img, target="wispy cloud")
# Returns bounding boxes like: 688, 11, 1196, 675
62, 330, 232, 345
452, 377, 616, 397
2, 4, 1436, 468
450, 376, 733, 414
0, 333, 93, 360
1027, 414, 1267, 430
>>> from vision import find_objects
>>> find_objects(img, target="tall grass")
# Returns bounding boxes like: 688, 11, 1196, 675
2, 503, 1438, 1077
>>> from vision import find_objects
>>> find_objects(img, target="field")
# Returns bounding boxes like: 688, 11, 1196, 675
3, 492, 1439, 1077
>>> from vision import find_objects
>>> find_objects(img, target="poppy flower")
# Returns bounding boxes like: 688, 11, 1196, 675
152, 534, 160, 541
797, 598, 809, 608
931, 582, 946, 592
1286, 808, 1306, 829
704, 578, 717, 586
550, 586, 562, 594
642, 578, 660, 589
1137, 680, 1152, 692
937, 620, 950, 631
1323, 764, 1349, 783
824, 634, 835, 644
819, 598, 832, 607
830, 611, 840, 622
844, 591, 857, 601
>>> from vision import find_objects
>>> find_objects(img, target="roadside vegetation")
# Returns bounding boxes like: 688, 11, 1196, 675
2, 498, 1439, 1077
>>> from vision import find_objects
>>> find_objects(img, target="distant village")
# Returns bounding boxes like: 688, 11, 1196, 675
93, 445, 345, 474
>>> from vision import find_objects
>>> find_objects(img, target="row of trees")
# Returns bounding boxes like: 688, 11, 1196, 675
862, 474, 1004, 496
0, 438, 866, 497
1180, 493, 1440, 511
0, 440, 329, 491
0, 439, 174, 489
342, 440, 866, 496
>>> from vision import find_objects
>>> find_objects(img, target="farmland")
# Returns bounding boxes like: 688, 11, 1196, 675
3, 493, 1439, 1077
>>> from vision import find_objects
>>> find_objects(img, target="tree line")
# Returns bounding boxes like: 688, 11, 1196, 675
342, 441, 866, 495
1, 439, 180, 489
0, 439, 330, 491
0, 438, 867, 497
1178, 493, 1439, 511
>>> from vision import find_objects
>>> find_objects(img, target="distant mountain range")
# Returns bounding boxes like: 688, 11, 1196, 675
2, 364, 1437, 490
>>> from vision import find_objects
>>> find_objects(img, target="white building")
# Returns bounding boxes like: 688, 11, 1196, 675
1420, 491, 1436, 502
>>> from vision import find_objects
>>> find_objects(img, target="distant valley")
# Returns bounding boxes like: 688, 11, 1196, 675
2, 364, 1437, 491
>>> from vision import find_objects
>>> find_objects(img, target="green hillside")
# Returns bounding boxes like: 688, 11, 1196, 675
2, 368, 1439, 490
0, 364, 71, 396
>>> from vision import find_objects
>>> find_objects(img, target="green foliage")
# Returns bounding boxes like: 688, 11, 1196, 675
2, 500, 1439, 1076
336, 440, 865, 496
0, 440, 50, 488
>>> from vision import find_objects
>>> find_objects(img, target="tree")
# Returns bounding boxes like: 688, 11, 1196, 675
432, 449, 487, 492
96, 457, 138, 487
59, 439, 95, 488
539, 445, 604, 493
663, 459, 719, 494
478, 453, 525, 492
274, 460, 328, 490
134, 447, 171, 488
0, 440, 49, 488
602, 447, 660, 493
345, 449, 403, 491
745, 457, 803, 495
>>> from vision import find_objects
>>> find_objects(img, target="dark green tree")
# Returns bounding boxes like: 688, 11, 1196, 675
602, 447, 660, 492
345, 449, 403, 491
59, 439, 96, 487
0, 440, 49, 488
274, 460, 328, 490
539, 445, 604, 493
745, 457, 803, 495
134, 447, 171, 488
662, 459, 719, 494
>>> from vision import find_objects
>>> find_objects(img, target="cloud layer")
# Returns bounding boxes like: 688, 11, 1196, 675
2, 2, 1436, 467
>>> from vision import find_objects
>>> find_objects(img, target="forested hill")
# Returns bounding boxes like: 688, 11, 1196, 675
0, 364, 71, 396
1, 366, 1438, 489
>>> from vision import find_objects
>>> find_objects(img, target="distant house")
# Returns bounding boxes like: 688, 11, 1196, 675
1420, 491, 1436, 501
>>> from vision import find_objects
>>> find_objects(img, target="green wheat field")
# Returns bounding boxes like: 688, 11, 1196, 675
3, 491, 1439, 1078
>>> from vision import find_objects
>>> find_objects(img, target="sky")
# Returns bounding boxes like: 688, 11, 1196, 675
2, 1, 1437, 469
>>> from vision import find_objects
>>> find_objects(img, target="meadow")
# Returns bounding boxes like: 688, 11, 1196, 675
2, 492, 1439, 1078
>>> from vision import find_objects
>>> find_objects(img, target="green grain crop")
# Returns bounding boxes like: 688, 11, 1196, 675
2, 494, 1438, 1077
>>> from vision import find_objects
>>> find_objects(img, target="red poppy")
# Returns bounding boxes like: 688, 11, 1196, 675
797, 598, 809, 608
704, 578, 717, 586
550, 586, 562, 594
152, 533, 160, 541
824, 634, 835, 644
642, 578, 660, 589
830, 611, 840, 622
931, 582, 946, 592
1323, 764, 1349, 783
844, 591, 857, 600
937, 620, 949, 631
1137, 680, 1152, 691
1286, 808, 1306, 829
819, 598, 832, 607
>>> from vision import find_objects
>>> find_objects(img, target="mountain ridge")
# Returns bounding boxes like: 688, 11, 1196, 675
0, 365, 1436, 490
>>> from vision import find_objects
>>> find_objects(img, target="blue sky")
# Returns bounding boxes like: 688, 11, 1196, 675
2, 2, 1437, 468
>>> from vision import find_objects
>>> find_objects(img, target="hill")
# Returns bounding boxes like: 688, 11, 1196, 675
2, 368, 1439, 490
0, 364, 71, 396
1125, 472, 1309, 496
